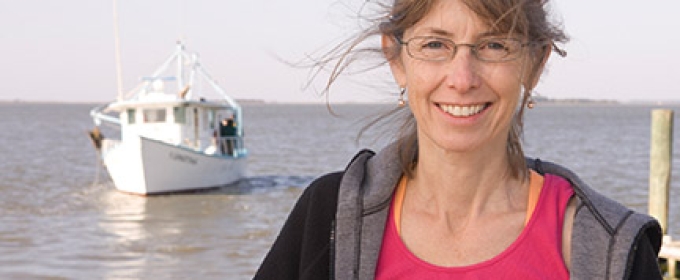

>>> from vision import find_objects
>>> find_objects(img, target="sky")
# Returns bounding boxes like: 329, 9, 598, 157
1, 0, 679, 104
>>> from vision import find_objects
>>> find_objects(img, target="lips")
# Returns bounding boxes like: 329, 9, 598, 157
438, 103, 489, 117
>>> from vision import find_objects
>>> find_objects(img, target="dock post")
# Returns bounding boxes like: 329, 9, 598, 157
649, 109, 674, 233
649, 109, 674, 277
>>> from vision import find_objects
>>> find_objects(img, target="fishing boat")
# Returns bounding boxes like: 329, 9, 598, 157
89, 43, 247, 195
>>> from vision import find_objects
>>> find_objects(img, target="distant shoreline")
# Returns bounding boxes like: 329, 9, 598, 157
534, 96, 618, 105
2, 98, 680, 106
533, 96, 680, 106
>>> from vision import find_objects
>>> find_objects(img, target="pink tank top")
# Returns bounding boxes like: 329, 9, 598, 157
375, 174, 574, 279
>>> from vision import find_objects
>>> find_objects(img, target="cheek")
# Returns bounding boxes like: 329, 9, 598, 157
483, 65, 523, 98
479, 66, 524, 123
403, 61, 440, 96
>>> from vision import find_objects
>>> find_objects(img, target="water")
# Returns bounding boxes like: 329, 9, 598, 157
0, 102, 679, 279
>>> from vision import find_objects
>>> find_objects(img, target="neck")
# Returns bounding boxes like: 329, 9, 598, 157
408, 139, 527, 218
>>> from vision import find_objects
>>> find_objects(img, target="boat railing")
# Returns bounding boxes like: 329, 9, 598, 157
216, 136, 246, 157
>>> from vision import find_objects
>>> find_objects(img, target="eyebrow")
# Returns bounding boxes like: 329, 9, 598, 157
417, 27, 505, 39
425, 28, 453, 37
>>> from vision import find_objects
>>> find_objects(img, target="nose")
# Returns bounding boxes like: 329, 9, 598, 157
445, 46, 481, 92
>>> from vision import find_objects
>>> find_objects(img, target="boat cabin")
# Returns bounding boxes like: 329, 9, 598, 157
110, 95, 243, 156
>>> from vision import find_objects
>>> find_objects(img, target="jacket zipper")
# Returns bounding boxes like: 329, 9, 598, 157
329, 219, 336, 280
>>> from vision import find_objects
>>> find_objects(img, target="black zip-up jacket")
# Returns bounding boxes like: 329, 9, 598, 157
255, 144, 662, 279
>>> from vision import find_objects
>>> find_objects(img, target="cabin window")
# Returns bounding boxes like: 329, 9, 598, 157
127, 109, 136, 124
174, 107, 186, 124
143, 108, 167, 123
208, 110, 215, 129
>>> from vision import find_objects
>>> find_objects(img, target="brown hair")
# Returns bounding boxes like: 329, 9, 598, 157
321, 0, 568, 180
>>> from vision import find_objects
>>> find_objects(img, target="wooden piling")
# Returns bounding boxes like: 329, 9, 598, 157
649, 109, 674, 234
650, 109, 676, 278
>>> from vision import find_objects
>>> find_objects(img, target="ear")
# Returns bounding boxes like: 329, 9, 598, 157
527, 44, 552, 89
382, 34, 407, 87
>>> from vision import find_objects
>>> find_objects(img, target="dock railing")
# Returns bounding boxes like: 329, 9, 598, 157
649, 109, 677, 278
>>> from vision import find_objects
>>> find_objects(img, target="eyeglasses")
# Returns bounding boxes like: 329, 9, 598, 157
396, 36, 531, 62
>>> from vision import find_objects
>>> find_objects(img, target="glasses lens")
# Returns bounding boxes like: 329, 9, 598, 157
475, 38, 522, 62
409, 37, 454, 61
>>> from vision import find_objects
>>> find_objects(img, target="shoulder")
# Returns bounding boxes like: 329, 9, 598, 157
310, 171, 344, 187
299, 148, 379, 211
527, 158, 662, 278
528, 158, 657, 232
300, 172, 344, 205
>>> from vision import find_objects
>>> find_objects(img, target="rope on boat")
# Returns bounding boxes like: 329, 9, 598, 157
91, 149, 102, 187
87, 128, 104, 187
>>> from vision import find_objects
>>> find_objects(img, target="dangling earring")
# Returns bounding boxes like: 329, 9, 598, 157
398, 87, 406, 107
527, 96, 535, 109
523, 86, 535, 109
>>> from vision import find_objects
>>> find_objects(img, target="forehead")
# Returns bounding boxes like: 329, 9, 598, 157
406, 0, 491, 39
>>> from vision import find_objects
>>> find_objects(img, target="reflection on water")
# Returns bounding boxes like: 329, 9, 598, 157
94, 177, 309, 279
98, 191, 150, 279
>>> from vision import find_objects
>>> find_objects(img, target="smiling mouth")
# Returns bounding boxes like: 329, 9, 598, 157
438, 103, 490, 117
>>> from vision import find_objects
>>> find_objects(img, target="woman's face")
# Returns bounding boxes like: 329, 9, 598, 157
387, 0, 529, 156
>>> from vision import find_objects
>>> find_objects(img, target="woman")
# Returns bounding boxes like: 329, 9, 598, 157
255, 0, 662, 279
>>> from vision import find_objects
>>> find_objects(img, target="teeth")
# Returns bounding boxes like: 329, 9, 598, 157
440, 104, 486, 117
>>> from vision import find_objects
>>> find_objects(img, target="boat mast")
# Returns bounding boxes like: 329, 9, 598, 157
177, 42, 184, 93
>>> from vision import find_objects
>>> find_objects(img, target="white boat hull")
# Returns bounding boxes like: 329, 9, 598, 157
101, 136, 246, 195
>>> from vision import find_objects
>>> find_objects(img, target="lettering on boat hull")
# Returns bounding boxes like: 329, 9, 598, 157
169, 152, 198, 165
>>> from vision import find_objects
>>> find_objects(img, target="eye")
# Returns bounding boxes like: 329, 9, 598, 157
474, 38, 523, 61
479, 39, 509, 51
424, 41, 444, 49
419, 38, 451, 50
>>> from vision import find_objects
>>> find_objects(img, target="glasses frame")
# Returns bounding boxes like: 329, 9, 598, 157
396, 36, 535, 63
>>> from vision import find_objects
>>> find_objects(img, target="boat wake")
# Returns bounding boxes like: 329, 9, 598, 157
202, 175, 315, 195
